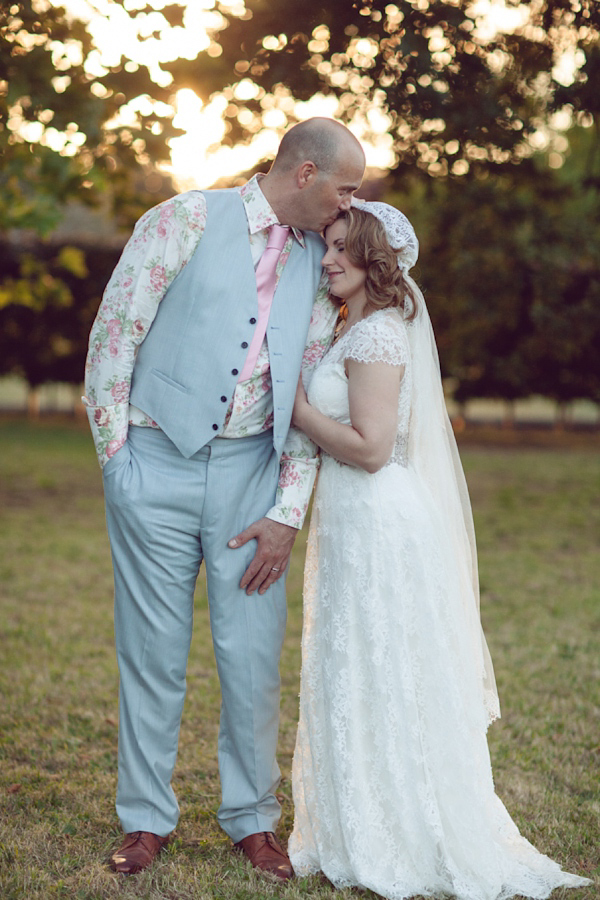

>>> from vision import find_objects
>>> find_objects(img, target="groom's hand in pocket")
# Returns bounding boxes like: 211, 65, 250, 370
228, 518, 297, 596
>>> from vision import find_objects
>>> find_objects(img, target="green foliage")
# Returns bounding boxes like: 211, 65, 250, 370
1, 1, 182, 389
0, 246, 88, 315
0, 251, 79, 386
167, 0, 600, 177
0, 242, 121, 387
56, 246, 88, 279
0, 253, 74, 312
0, 143, 84, 236
2, 1, 599, 401
0, 1, 181, 236
390, 124, 600, 405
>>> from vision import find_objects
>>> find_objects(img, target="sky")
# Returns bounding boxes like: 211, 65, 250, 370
54, 0, 580, 188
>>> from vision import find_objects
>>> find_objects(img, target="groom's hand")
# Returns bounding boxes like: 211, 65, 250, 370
228, 517, 298, 596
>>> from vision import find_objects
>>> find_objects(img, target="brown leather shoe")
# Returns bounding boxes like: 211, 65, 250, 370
233, 831, 294, 880
109, 830, 170, 874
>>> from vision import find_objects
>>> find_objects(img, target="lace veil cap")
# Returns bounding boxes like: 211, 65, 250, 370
351, 198, 419, 272
350, 197, 501, 727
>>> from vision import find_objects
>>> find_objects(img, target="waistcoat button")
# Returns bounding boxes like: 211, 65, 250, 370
212, 423, 218, 431
249, 317, 257, 324
220, 395, 227, 403
231, 368, 238, 376
241, 341, 248, 349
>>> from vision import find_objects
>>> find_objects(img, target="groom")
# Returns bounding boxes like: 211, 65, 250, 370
84, 117, 365, 879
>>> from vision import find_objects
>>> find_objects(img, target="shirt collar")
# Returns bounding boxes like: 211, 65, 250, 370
240, 174, 306, 248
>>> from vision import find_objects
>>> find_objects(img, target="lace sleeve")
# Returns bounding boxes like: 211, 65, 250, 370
344, 310, 409, 368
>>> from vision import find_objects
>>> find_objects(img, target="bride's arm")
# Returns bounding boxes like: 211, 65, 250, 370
292, 359, 403, 473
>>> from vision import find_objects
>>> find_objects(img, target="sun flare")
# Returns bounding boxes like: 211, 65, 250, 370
56, 0, 575, 189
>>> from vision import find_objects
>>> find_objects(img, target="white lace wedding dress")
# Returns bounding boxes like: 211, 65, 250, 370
289, 309, 590, 900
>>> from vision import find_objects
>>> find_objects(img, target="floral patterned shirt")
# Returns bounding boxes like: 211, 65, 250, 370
83, 174, 337, 528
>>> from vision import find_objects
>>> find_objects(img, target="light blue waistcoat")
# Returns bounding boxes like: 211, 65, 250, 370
130, 189, 325, 459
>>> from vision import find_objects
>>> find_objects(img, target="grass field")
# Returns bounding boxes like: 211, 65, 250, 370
1, 419, 598, 900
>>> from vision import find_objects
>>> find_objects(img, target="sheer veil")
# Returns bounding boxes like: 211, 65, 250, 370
352, 199, 500, 726
405, 274, 500, 726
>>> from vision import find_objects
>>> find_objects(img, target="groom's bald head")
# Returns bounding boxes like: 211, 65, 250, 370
262, 118, 365, 232
271, 117, 363, 176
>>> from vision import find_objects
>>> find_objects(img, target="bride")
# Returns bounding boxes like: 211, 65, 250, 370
287, 200, 591, 900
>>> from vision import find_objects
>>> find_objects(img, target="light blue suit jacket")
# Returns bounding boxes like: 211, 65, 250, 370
130, 189, 325, 459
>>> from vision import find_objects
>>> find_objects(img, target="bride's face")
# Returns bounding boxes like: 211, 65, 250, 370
322, 218, 367, 309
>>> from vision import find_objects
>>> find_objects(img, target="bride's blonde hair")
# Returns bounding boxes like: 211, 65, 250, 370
328, 207, 419, 321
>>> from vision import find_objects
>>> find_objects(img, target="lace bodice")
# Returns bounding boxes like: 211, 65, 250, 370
307, 308, 412, 467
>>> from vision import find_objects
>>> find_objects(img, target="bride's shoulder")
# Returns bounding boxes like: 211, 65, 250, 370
358, 308, 408, 341
373, 306, 407, 329
345, 308, 410, 365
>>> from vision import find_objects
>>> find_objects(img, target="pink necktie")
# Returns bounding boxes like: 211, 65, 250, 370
238, 224, 290, 382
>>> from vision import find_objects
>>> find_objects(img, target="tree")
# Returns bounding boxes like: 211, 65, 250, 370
393, 128, 600, 412
166, 0, 600, 179
524, 129, 600, 408
167, 0, 598, 413
0, 235, 128, 414
0, 0, 182, 236
1, 1, 179, 401
3, 0, 599, 410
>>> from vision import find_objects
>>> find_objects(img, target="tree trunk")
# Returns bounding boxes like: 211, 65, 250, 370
555, 401, 569, 430
502, 399, 516, 429
72, 383, 86, 418
452, 400, 467, 434
27, 385, 41, 419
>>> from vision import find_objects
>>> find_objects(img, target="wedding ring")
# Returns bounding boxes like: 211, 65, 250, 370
271, 566, 280, 572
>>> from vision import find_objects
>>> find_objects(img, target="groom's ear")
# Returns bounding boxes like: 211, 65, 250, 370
296, 161, 318, 188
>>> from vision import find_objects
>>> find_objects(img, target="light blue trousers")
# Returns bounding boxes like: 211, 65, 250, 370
102, 425, 287, 841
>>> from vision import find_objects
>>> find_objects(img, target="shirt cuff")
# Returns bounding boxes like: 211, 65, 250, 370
265, 455, 320, 529
82, 399, 130, 468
